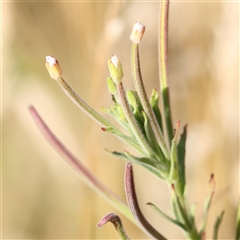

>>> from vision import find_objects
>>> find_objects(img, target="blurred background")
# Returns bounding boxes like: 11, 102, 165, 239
2, 1, 239, 239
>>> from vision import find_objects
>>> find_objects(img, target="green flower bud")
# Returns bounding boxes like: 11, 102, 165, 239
107, 77, 117, 95
108, 55, 123, 84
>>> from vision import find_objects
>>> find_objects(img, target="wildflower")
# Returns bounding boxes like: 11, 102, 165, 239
45, 56, 62, 80
130, 22, 146, 44
108, 55, 123, 84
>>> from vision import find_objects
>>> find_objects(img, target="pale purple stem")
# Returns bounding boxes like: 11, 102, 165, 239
97, 213, 130, 240
124, 162, 168, 240
28, 105, 134, 222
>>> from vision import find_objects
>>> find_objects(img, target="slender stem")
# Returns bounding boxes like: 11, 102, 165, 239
131, 43, 170, 160
29, 105, 135, 224
236, 199, 240, 240
200, 174, 215, 234
159, 0, 173, 147
124, 163, 168, 240
171, 184, 200, 239
117, 82, 155, 157
55, 77, 144, 154
57, 77, 110, 127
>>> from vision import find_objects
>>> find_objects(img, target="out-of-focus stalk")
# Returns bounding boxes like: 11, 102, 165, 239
29, 105, 135, 224
158, 0, 173, 147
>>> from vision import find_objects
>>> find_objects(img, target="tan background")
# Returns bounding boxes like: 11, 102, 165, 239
2, 1, 239, 239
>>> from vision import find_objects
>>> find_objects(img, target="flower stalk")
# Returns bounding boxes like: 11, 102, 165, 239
158, 0, 173, 147
130, 24, 170, 160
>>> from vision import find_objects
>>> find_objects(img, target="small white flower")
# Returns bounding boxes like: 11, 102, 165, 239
111, 55, 119, 69
130, 22, 146, 44
45, 56, 62, 80
132, 22, 145, 32
46, 56, 57, 66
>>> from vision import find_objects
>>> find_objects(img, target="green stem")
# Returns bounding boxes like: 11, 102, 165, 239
58, 77, 110, 127
131, 43, 170, 160
236, 198, 240, 240
116, 82, 155, 157
171, 184, 200, 239
158, 0, 173, 147
56, 77, 144, 154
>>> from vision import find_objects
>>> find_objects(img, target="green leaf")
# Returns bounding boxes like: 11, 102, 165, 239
150, 89, 163, 132
107, 77, 117, 95
235, 199, 240, 240
102, 127, 144, 155
127, 90, 143, 115
199, 174, 215, 235
213, 211, 224, 240
106, 150, 164, 179
177, 125, 187, 195
127, 90, 144, 128
124, 151, 168, 179
169, 122, 180, 182
107, 103, 132, 133
142, 111, 165, 161
171, 188, 192, 232
147, 202, 186, 230
190, 203, 197, 225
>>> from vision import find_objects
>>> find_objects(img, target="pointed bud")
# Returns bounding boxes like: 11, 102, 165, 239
127, 90, 141, 114
130, 22, 146, 44
173, 121, 181, 141
209, 173, 216, 193
108, 55, 123, 84
107, 77, 117, 95
45, 56, 62, 80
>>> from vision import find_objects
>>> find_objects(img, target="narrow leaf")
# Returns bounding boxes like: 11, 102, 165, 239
150, 88, 163, 132
127, 90, 145, 131
169, 121, 180, 182
200, 174, 215, 234
235, 199, 240, 240
124, 151, 167, 179
102, 127, 144, 155
147, 202, 186, 230
142, 111, 165, 161
213, 211, 224, 240
177, 125, 187, 195
106, 150, 165, 179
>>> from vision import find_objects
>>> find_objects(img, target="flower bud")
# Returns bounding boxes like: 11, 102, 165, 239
108, 55, 123, 84
45, 56, 62, 80
107, 77, 117, 95
130, 22, 146, 44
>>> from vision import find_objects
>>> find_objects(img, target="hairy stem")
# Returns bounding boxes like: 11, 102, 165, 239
124, 162, 168, 240
158, 0, 173, 147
